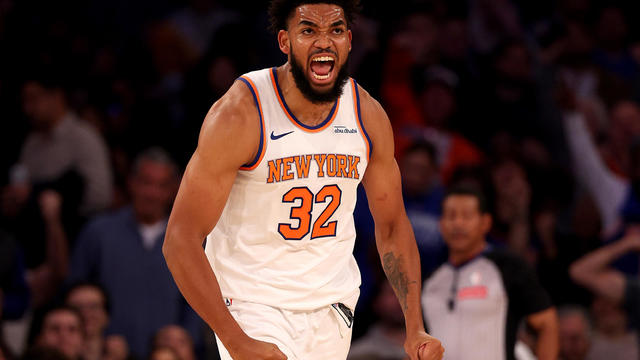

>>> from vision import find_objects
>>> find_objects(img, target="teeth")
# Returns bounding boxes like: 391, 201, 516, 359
312, 72, 330, 80
312, 56, 334, 62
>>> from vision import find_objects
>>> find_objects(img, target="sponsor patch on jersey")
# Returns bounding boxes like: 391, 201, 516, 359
457, 286, 488, 300
333, 125, 357, 134
224, 298, 233, 306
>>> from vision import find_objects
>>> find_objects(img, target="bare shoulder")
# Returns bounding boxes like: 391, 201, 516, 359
354, 83, 393, 161
196, 79, 261, 169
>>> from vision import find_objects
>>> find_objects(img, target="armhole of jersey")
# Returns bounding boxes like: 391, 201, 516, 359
351, 79, 372, 162
238, 76, 265, 170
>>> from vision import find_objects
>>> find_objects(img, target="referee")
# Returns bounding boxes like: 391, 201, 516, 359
421, 186, 558, 360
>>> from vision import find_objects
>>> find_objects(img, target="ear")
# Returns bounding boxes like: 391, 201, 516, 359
348, 29, 352, 52
278, 29, 290, 55
481, 214, 492, 234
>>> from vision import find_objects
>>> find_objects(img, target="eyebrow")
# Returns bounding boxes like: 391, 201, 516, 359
298, 19, 347, 28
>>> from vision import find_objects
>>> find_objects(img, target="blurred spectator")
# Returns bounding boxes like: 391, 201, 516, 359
19, 346, 68, 360
398, 141, 447, 276
490, 159, 533, 260
168, 0, 239, 60
381, 10, 439, 135
468, 0, 523, 55
34, 306, 85, 360
0, 229, 29, 322
68, 148, 201, 358
562, 100, 640, 238
14, 73, 113, 216
148, 347, 180, 360
406, 66, 485, 183
65, 283, 129, 360
152, 325, 195, 360
588, 296, 638, 360
557, 305, 591, 360
570, 233, 640, 338
347, 280, 406, 360
26, 191, 70, 309
422, 186, 558, 360
103, 336, 129, 360
593, 7, 638, 83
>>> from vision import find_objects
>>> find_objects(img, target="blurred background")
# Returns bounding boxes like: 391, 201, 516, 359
3, 0, 640, 359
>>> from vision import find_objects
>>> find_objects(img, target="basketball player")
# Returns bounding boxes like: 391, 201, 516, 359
163, 1, 444, 359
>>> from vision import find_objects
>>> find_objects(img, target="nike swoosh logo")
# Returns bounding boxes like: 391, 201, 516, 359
270, 131, 294, 140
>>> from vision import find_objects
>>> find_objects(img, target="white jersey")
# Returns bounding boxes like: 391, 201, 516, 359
205, 68, 371, 310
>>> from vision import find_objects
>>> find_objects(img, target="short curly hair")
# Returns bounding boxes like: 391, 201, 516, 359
268, 0, 361, 33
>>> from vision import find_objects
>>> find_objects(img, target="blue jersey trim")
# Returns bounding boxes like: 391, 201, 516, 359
352, 79, 373, 161
270, 67, 338, 131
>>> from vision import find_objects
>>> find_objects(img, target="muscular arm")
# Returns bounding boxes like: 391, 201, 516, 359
527, 307, 558, 360
163, 81, 285, 359
359, 88, 442, 360
569, 236, 640, 304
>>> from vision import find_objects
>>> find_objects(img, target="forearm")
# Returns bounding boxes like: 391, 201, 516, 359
43, 217, 69, 280
375, 217, 424, 332
570, 240, 632, 281
163, 230, 246, 346
563, 112, 627, 230
535, 319, 559, 360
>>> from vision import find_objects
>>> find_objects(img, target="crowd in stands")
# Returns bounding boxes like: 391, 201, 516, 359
3, 0, 640, 359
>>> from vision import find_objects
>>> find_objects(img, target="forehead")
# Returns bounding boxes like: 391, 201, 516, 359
45, 310, 81, 326
291, 4, 346, 25
68, 286, 103, 301
443, 195, 480, 211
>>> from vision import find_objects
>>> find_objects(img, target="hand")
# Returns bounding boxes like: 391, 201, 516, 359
405, 331, 444, 360
226, 336, 288, 360
620, 231, 640, 252
38, 190, 62, 222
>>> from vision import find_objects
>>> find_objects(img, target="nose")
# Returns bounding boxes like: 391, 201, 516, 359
314, 32, 332, 49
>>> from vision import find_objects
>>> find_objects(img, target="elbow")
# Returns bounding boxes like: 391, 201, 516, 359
162, 227, 180, 264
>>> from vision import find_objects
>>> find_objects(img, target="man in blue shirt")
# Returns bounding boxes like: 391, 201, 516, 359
69, 148, 201, 358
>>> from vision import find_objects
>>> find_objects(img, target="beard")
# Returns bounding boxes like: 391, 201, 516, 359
289, 48, 350, 104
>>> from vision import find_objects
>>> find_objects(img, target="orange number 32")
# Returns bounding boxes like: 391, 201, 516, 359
278, 184, 342, 240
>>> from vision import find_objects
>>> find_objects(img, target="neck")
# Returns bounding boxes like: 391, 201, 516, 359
449, 241, 487, 266
277, 64, 337, 127
83, 336, 103, 360
135, 213, 165, 225
39, 110, 67, 134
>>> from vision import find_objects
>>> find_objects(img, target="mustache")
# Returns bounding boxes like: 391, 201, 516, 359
309, 48, 338, 57
448, 229, 469, 237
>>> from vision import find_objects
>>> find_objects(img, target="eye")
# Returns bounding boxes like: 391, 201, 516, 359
302, 28, 313, 35
332, 28, 344, 34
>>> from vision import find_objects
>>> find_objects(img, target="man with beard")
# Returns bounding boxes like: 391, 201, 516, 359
162, 1, 444, 360
422, 186, 558, 360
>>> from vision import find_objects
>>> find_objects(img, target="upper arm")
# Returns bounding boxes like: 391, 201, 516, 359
359, 87, 407, 230
527, 307, 557, 331
166, 80, 260, 242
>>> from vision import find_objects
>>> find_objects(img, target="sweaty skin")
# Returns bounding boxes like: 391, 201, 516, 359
163, 4, 443, 360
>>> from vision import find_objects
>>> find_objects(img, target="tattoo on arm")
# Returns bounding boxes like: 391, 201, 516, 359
382, 252, 416, 311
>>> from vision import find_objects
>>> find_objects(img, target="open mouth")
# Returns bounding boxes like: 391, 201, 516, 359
310, 55, 336, 81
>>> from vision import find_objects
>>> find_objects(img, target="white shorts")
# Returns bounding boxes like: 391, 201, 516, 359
216, 293, 358, 360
